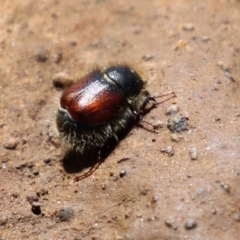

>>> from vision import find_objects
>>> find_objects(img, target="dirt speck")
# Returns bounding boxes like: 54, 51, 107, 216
31, 201, 41, 215
35, 47, 50, 62
161, 146, 174, 156
185, 219, 197, 230
119, 169, 127, 178
189, 146, 198, 160
181, 23, 195, 31
166, 104, 180, 115
52, 72, 74, 89
165, 217, 178, 230
167, 116, 188, 132
56, 207, 74, 222
3, 137, 19, 150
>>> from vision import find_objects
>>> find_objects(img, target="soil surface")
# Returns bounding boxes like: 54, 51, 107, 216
1, 1, 240, 240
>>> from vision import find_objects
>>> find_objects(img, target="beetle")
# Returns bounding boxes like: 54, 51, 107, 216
56, 64, 175, 179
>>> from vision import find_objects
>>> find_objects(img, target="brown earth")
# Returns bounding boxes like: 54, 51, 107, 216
1, 0, 240, 239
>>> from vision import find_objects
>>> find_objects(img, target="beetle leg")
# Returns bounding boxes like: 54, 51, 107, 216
150, 92, 176, 105
74, 160, 103, 181
74, 148, 103, 181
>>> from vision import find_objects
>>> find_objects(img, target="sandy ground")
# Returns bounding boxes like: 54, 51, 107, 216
0, 0, 240, 239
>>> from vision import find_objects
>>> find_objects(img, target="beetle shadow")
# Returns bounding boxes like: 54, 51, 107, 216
61, 140, 119, 174
61, 116, 157, 176
61, 120, 137, 175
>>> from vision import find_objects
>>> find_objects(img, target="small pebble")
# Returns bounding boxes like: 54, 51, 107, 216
232, 213, 240, 222
27, 194, 39, 203
212, 209, 217, 215
33, 170, 39, 176
22, 139, 27, 145
140, 188, 150, 196
4, 137, 19, 150
125, 208, 133, 218
201, 36, 211, 42
28, 162, 35, 169
11, 193, 19, 198
54, 51, 63, 64
16, 163, 28, 170
166, 105, 179, 115
151, 196, 159, 203
142, 54, 155, 61
36, 188, 48, 197
0, 120, 6, 128
147, 216, 156, 221
189, 146, 198, 160
219, 182, 231, 193
216, 61, 227, 71
224, 70, 235, 82
167, 116, 188, 132
161, 146, 174, 156
153, 120, 164, 129
0, 218, 8, 226
43, 158, 52, 164
174, 39, 188, 50
165, 217, 178, 230
70, 41, 77, 47
35, 47, 49, 62
56, 207, 74, 222
170, 134, 181, 142
31, 201, 41, 208
181, 23, 195, 31
119, 169, 127, 178
216, 61, 235, 82
2, 163, 7, 169
185, 219, 197, 230
31, 201, 41, 215
52, 72, 74, 89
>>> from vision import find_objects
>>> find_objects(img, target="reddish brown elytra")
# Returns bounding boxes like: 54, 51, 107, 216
60, 72, 127, 126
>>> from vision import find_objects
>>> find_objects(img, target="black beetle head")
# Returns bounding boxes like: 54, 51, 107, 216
104, 66, 144, 97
